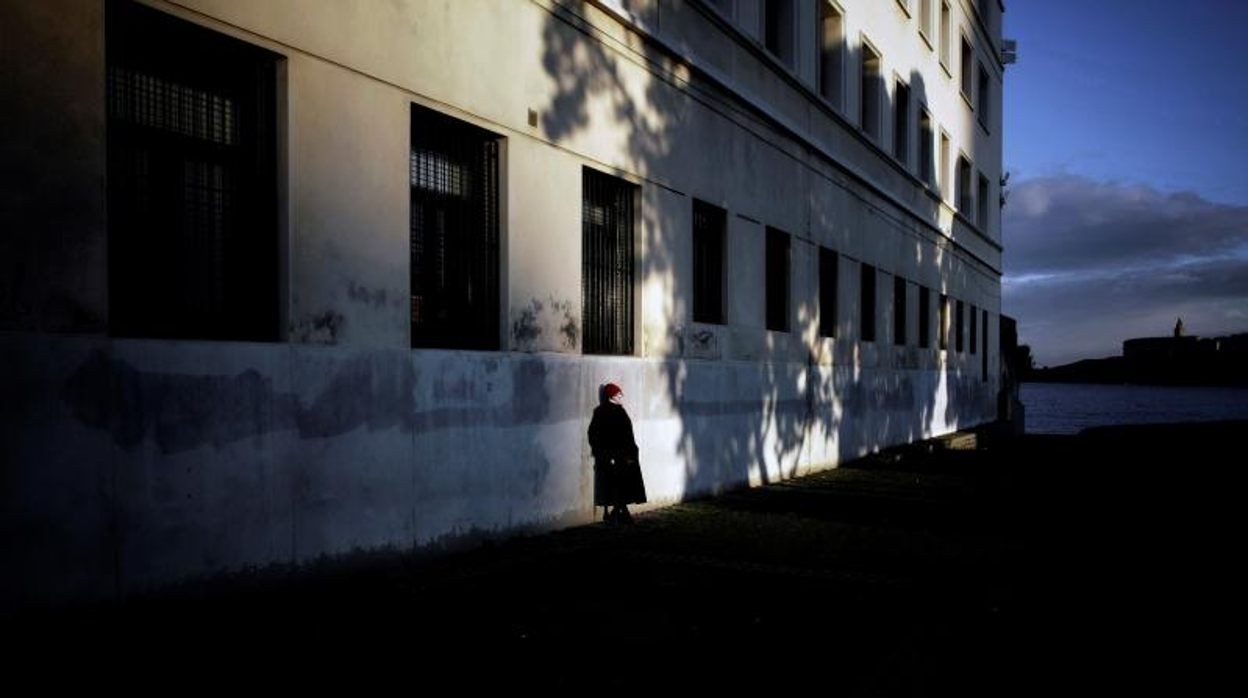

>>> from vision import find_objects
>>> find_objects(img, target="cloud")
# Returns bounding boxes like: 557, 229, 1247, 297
1002, 176, 1248, 365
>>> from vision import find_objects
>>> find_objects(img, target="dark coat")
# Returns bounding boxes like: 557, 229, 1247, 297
588, 403, 647, 506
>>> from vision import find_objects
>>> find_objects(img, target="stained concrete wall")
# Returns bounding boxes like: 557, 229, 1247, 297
1, 333, 995, 610
1, 0, 1005, 609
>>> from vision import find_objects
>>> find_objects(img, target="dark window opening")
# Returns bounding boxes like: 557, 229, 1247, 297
919, 111, 935, 186
982, 309, 989, 380
410, 105, 501, 350
956, 299, 965, 352
893, 275, 907, 346
939, 293, 949, 350
583, 169, 635, 355
819, 3, 845, 108
894, 80, 910, 164
957, 156, 974, 215
692, 200, 726, 325
960, 37, 974, 100
970, 303, 978, 354
977, 172, 990, 229
940, 2, 951, 68
860, 263, 876, 342
766, 227, 790, 332
918, 285, 931, 348
107, 1, 278, 341
763, 0, 796, 68
819, 247, 838, 338
861, 43, 882, 141
977, 62, 991, 127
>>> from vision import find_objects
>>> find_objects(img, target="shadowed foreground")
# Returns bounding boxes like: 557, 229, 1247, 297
14, 422, 1243, 693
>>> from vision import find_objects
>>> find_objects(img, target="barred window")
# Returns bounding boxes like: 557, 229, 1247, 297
583, 169, 635, 355
860, 263, 876, 342
692, 200, 726, 325
106, 1, 278, 340
765, 227, 790, 332
410, 105, 501, 350
819, 247, 838, 338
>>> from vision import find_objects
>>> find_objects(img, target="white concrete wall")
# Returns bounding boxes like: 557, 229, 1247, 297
0, 0, 1006, 608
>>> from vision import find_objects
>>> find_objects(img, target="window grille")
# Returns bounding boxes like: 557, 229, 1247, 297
582, 169, 635, 355
106, 1, 277, 340
692, 200, 725, 325
410, 105, 500, 350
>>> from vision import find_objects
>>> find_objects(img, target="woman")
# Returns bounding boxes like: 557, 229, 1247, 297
588, 382, 647, 524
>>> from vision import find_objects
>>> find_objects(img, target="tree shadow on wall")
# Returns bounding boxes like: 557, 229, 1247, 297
537, 1, 991, 511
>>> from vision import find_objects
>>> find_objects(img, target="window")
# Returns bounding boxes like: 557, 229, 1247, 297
939, 2, 951, 69
970, 303, 978, 354
763, 0, 795, 68
765, 227, 790, 332
955, 299, 965, 352
860, 263, 876, 342
982, 309, 989, 380
977, 172, 990, 228
977, 62, 991, 128
583, 168, 635, 355
960, 36, 974, 100
957, 156, 973, 214
410, 106, 502, 349
920, 0, 933, 44
919, 109, 934, 186
819, 2, 845, 109
939, 131, 951, 200
918, 285, 931, 348
819, 247, 838, 337
894, 79, 910, 165
692, 200, 726, 324
860, 41, 882, 141
939, 293, 949, 350
106, 1, 278, 340
893, 275, 907, 346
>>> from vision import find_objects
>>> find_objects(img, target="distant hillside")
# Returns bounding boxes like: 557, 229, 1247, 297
1025, 357, 1125, 385
1024, 333, 1248, 386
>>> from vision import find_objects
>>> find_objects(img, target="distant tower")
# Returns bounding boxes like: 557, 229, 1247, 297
1174, 317, 1185, 337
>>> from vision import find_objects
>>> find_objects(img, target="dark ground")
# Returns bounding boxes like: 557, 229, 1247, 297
11, 422, 1245, 693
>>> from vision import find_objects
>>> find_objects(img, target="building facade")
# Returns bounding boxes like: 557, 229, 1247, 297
0, 0, 1006, 608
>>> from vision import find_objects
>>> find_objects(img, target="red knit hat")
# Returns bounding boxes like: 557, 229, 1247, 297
603, 383, 623, 400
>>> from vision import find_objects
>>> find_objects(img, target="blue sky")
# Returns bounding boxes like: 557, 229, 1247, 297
1001, 0, 1248, 365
